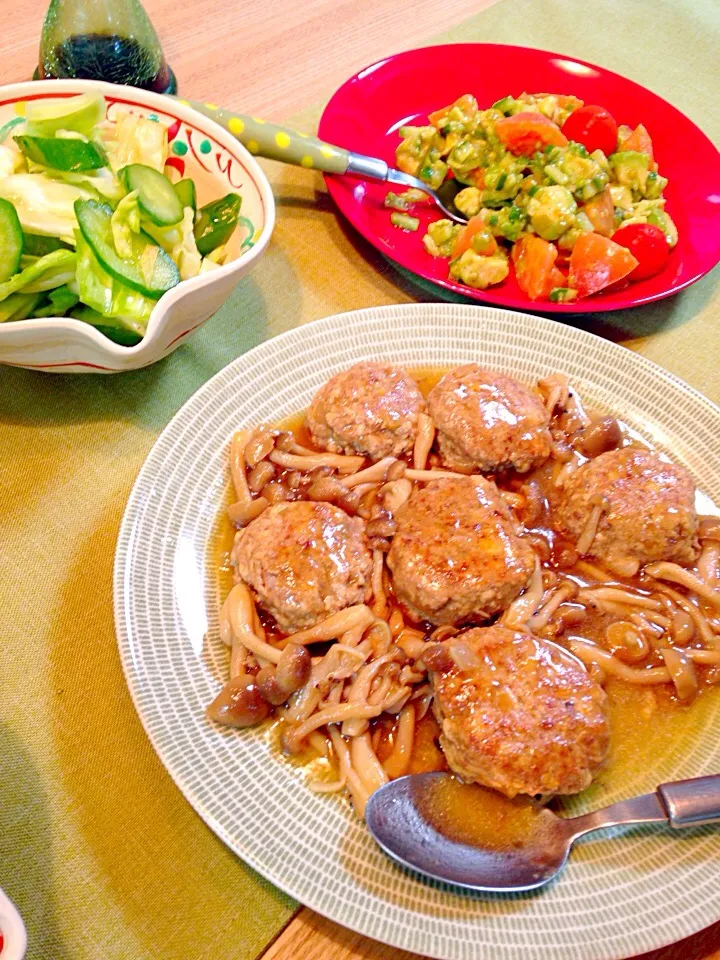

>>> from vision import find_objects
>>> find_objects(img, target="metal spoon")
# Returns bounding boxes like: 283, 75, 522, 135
365, 771, 720, 893
182, 99, 467, 223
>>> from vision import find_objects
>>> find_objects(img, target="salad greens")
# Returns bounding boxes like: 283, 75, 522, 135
0, 92, 249, 344
75, 199, 179, 298
75, 232, 154, 340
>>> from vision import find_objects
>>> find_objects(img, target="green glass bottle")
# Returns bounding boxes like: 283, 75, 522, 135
37, 0, 176, 93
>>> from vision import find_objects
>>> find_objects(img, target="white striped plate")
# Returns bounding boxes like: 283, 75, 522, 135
114, 304, 720, 960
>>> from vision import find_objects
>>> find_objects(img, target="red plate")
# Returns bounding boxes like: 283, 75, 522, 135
319, 44, 720, 313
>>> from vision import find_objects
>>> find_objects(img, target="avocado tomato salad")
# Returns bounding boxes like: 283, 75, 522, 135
388, 92, 677, 302
0, 93, 250, 344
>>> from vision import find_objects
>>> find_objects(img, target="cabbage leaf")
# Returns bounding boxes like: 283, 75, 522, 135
0, 174, 95, 240
110, 190, 141, 259
106, 110, 168, 173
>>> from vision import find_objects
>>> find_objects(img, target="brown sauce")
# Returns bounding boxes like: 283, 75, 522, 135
415, 776, 552, 851
375, 712, 448, 774
215, 366, 720, 823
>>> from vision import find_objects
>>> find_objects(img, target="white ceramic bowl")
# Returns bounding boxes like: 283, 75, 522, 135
0, 80, 274, 373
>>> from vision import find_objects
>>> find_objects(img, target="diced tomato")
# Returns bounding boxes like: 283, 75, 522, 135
465, 168, 486, 189
556, 95, 582, 109
582, 187, 615, 236
512, 235, 559, 300
568, 232, 639, 297
561, 105, 618, 156
550, 266, 567, 287
495, 112, 568, 156
618, 123, 653, 160
451, 216, 498, 259
428, 94, 476, 127
612, 222, 669, 280
428, 107, 449, 126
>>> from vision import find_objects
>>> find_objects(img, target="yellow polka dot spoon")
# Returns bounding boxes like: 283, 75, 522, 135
182, 99, 468, 223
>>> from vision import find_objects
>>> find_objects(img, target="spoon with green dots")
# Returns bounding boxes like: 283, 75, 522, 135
181, 97, 467, 223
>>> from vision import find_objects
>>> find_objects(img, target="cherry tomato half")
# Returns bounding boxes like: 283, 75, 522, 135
611, 222, 669, 280
561, 105, 618, 156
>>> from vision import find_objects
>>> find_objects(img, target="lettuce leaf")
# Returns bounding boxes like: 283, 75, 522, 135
0, 173, 95, 240
0, 249, 76, 302
74, 232, 154, 334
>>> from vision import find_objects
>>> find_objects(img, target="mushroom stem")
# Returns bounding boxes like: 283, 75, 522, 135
646, 562, 720, 611
227, 582, 283, 664
228, 430, 269, 525
269, 450, 364, 474
283, 605, 375, 646
341, 458, 396, 489
413, 414, 436, 470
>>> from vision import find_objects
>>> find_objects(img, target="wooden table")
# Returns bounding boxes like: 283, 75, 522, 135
4, 2, 719, 959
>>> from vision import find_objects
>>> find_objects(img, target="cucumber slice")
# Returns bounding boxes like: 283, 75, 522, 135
194, 193, 241, 255
14, 135, 107, 172
174, 178, 197, 212
120, 164, 183, 226
22, 233, 73, 257
75, 199, 179, 299
0, 198, 23, 282
25, 92, 105, 139
70, 304, 143, 346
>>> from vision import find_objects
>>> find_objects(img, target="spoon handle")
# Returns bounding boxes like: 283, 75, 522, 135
568, 792, 668, 840
569, 774, 720, 841
179, 98, 390, 179
658, 774, 720, 828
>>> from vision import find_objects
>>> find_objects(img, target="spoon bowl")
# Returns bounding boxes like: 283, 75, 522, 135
366, 773, 570, 892
366, 772, 720, 893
